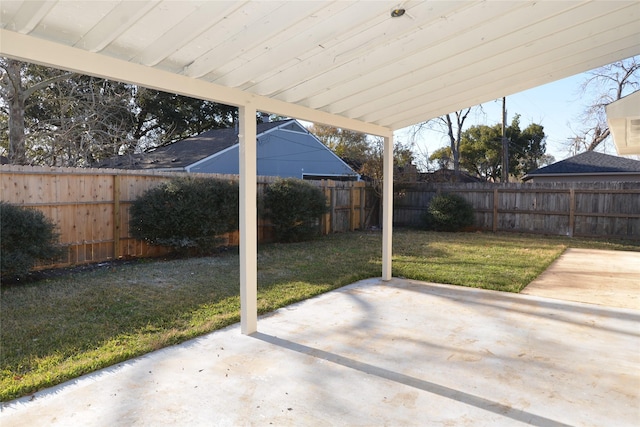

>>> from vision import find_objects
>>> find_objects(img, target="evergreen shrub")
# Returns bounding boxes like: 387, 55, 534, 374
262, 178, 329, 242
422, 193, 474, 232
129, 177, 238, 254
1, 202, 62, 281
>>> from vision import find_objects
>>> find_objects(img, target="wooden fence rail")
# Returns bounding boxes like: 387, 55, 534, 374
1, 165, 370, 269
393, 182, 640, 240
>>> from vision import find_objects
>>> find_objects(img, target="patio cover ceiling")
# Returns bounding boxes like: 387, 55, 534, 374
1, 0, 639, 135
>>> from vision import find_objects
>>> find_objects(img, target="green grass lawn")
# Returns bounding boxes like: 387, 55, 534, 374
1, 230, 637, 401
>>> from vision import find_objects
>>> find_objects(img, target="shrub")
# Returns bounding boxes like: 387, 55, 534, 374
262, 178, 329, 242
422, 193, 474, 232
129, 177, 239, 254
1, 202, 62, 280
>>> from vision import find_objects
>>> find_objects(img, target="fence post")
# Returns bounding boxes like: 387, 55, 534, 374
330, 185, 337, 233
322, 182, 331, 235
568, 189, 575, 237
113, 174, 121, 259
349, 184, 356, 231
359, 186, 365, 230
493, 188, 499, 232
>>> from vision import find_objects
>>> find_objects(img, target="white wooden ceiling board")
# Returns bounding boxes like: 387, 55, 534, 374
384, 40, 640, 130
236, 0, 400, 95
75, 1, 160, 53
366, 8, 640, 127
107, 1, 204, 64
274, 1, 526, 105
4, 0, 56, 34
27, 1, 118, 46
183, 1, 297, 79
182, 2, 311, 80
249, 1, 465, 97
215, 2, 393, 88
203, 2, 361, 86
305, 1, 575, 112
139, 2, 251, 67
0, 1, 22, 28
336, 2, 636, 122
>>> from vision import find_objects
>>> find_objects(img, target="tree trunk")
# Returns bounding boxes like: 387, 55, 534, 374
5, 60, 27, 165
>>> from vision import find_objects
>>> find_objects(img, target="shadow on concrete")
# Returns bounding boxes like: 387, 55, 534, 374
252, 332, 572, 427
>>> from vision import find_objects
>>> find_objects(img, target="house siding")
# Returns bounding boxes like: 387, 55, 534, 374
190, 127, 358, 179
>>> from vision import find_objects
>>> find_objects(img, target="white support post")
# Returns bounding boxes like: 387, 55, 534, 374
382, 133, 394, 281
239, 105, 258, 335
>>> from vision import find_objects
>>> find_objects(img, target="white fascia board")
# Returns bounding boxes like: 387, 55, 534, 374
0, 29, 391, 138
606, 90, 640, 118
185, 144, 239, 172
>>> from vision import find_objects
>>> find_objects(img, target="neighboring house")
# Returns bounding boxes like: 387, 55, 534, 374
522, 151, 640, 183
99, 119, 359, 180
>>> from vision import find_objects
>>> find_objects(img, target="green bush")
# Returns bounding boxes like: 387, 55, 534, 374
1, 202, 62, 280
422, 193, 474, 232
262, 178, 329, 242
129, 177, 239, 254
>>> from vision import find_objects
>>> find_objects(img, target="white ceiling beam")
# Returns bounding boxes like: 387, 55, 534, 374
386, 42, 640, 130
357, 5, 640, 126
0, 29, 390, 137
74, 1, 160, 52
7, 0, 57, 34
310, 1, 615, 114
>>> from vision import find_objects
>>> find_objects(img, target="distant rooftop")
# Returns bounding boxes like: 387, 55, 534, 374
524, 151, 640, 180
98, 119, 294, 170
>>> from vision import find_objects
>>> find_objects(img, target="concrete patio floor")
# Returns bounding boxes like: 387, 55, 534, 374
2, 274, 639, 426
521, 248, 640, 310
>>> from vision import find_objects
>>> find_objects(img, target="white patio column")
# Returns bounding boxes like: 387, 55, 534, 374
382, 132, 394, 281
239, 105, 258, 335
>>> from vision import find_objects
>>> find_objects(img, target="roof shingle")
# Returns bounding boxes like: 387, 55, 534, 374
526, 151, 640, 176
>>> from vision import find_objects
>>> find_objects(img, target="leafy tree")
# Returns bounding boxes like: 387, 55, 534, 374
459, 124, 503, 181
458, 115, 546, 181
308, 123, 370, 165
133, 88, 237, 149
360, 137, 417, 194
568, 56, 639, 153
310, 123, 417, 190
428, 146, 452, 170
0, 58, 242, 166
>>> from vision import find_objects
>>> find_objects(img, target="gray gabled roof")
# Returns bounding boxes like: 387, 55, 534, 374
99, 119, 295, 170
524, 151, 640, 179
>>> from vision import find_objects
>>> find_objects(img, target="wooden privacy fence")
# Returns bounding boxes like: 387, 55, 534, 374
0, 165, 369, 269
394, 182, 640, 240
